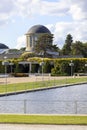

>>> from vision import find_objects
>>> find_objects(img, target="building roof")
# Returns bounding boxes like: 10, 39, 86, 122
0, 53, 22, 60
26, 25, 51, 34
0, 43, 9, 49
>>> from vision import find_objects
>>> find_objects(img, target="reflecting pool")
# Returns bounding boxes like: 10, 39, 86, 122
0, 84, 87, 114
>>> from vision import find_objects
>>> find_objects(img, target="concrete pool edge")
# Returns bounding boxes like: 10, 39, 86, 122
0, 82, 87, 97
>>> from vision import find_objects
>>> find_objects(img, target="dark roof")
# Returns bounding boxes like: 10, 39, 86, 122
0, 43, 9, 49
0, 53, 22, 60
27, 25, 51, 34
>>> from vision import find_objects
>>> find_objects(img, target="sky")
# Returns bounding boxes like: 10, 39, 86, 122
0, 0, 87, 49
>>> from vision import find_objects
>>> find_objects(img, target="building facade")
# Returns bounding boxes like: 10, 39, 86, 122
25, 25, 52, 51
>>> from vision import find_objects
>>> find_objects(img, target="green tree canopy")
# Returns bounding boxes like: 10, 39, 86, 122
34, 33, 58, 57
71, 41, 87, 57
83, 42, 87, 57
71, 41, 84, 56
62, 34, 73, 55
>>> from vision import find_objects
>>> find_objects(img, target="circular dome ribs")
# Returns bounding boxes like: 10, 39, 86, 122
27, 25, 51, 34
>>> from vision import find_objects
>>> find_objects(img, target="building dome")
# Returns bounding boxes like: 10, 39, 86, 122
0, 43, 9, 49
27, 25, 51, 34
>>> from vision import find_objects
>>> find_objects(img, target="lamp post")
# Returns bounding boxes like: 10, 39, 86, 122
69, 60, 74, 76
40, 51, 44, 80
2, 56, 9, 93
40, 61, 44, 77
85, 62, 87, 74
9, 62, 14, 75
85, 63, 87, 67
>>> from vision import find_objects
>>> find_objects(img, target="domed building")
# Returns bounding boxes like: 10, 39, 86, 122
25, 25, 52, 51
0, 43, 9, 54
0, 43, 9, 49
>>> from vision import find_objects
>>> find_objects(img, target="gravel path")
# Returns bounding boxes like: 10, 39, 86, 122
0, 76, 68, 84
0, 124, 87, 130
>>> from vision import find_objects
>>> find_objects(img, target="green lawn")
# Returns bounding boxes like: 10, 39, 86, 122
0, 115, 87, 125
0, 76, 87, 94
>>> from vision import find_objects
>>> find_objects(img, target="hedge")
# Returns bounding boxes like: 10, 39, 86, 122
0, 58, 87, 76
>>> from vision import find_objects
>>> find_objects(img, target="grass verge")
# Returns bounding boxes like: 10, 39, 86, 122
0, 114, 87, 125
0, 76, 87, 94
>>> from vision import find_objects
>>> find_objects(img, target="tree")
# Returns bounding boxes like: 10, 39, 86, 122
34, 33, 58, 57
62, 34, 73, 55
20, 47, 26, 51
71, 41, 84, 56
83, 42, 87, 57
51, 44, 60, 52
71, 41, 87, 57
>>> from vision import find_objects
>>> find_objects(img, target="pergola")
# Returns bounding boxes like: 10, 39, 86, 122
18, 61, 39, 76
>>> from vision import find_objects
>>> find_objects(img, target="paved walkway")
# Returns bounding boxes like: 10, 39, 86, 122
0, 76, 70, 84
0, 124, 87, 130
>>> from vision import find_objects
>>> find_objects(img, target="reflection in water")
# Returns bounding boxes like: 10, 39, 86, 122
0, 84, 87, 114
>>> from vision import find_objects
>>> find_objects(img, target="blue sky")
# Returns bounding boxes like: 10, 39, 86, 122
0, 0, 87, 49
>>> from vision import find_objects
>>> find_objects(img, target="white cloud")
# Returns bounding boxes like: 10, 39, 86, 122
15, 35, 26, 49
14, 0, 87, 21
47, 21, 87, 48
70, 0, 87, 20
0, 0, 16, 25
0, 0, 87, 25
14, 0, 41, 18
40, 0, 69, 16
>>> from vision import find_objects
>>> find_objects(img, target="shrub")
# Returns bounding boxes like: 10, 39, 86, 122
21, 52, 35, 60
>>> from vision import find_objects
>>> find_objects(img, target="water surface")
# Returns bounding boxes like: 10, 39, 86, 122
0, 84, 87, 114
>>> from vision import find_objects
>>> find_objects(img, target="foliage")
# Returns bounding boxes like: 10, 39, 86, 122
71, 41, 85, 56
8, 49, 19, 52
51, 60, 69, 76
83, 42, 87, 57
62, 34, 73, 55
14, 63, 20, 73
51, 58, 87, 76
20, 47, 26, 51
0, 60, 4, 73
31, 64, 39, 73
43, 61, 52, 73
0, 57, 87, 76
34, 33, 58, 57
60, 34, 87, 57
21, 52, 35, 60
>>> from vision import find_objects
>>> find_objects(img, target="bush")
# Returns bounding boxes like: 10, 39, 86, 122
21, 52, 35, 60
51, 58, 87, 76
1, 58, 87, 76
43, 61, 52, 73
